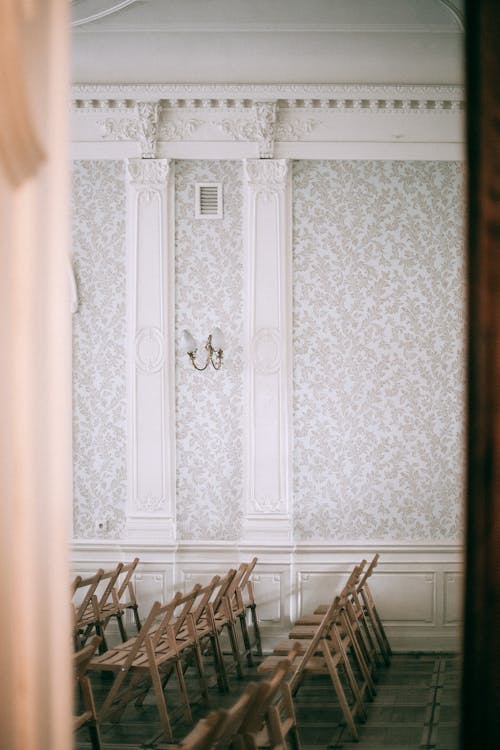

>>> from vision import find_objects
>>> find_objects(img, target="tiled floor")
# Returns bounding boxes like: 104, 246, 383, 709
75, 652, 460, 750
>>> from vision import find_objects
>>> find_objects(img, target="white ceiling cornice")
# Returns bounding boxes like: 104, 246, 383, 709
70, 82, 465, 162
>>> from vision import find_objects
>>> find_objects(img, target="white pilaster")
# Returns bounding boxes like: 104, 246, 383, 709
126, 158, 176, 542
242, 159, 293, 543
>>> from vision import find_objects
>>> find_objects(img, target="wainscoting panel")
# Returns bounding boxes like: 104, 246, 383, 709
71, 541, 463, 653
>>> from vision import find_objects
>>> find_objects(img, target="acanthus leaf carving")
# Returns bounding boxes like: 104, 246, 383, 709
276, 118, 321, 140
137, 493, 167, 513
127, 157, 171, 185
211, 118, 256, 141
100, 117, 138, 140
254, 101, 277, 158
158, 118, 204, 141
136, 101, 160, 158
244, 159, 289, 196
253, 495, 284, 513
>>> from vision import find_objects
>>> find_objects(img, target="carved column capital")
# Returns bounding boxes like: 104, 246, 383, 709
244, 158, 289, 192
127, 157, 171, 186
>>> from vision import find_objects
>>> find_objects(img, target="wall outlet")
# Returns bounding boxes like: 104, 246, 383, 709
95, 518, 107, 534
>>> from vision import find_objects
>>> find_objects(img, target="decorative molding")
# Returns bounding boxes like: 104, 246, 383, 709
127, 157, 170, 184
242, 159, 293, 541
254, 101, 277, 158
135, 327, 165, 373
71, 0, 140, 27
100, 116, 138, 140
72, 82, 465, 105
72, 84, 464, 161
252, 327, 282, 375
136, 101, 160, 158
126, 158, 176, 542
69, 539, 463, 652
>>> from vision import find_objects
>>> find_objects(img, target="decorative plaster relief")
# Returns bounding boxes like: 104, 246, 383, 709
126, 158, 176, 538
134, 327, 165, 373
243, 159, 292, 537
136, 101, 159, 158
254, 101, 277, 158
252, 327, 281, 374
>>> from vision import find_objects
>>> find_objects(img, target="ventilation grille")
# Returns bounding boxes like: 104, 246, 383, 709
195, 183, 223, 219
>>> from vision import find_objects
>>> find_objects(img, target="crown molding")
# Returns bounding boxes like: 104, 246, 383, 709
71, 83, 465, 161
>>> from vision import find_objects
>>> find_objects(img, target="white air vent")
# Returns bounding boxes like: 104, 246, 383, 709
195, 183, 223, 219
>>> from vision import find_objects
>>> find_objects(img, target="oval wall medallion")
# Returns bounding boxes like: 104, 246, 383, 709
253, 327, 281, 374
135, 327, 165, 373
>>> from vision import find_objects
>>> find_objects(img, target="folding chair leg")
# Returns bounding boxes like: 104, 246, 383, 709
322, 643, 359, 741
116, 611, 128, 642
192, 639, 210, 705
131, 604, 142, 632
174, 657, 193, 724
239, 613, 254, 667
249, 603, 263, 656
210, 632, 229, 692
225, 621, 244, 678
149, 663, 174, 741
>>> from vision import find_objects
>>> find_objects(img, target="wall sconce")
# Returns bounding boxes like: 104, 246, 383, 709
181, 327, 226, 371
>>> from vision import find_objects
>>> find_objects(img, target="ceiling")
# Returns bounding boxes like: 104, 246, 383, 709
70, 0, 464, 85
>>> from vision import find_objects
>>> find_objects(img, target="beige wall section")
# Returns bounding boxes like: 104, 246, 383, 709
0, 2, 72, 748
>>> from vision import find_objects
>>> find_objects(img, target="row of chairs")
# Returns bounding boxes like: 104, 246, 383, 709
257, 553, 392, 741
73, 558, 263, 748
169, 643, 302, 750
72, 558, 142, 652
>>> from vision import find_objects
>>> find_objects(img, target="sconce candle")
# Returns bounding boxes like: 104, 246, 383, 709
181, 328, 225, 371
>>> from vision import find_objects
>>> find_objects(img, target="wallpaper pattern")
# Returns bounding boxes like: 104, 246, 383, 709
72, 160, 127, 538
71, 158, 464, 544
292, 160, 465, 542
175, 161, 244, 540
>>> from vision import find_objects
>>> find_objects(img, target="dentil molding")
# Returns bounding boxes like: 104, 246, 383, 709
71, 83, 465, 161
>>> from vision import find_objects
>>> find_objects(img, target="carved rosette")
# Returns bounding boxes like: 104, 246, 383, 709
135, 327, 165, 373
252, 327, 282, 374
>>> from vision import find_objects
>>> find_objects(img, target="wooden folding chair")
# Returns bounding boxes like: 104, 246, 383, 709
175, 710, 224, 750
209, 569, 246, 681
169, 684, 259, 750
228, 558, 263, 664
239, 644, 301, 750
178, 575, 232, 693
111, 557, 142, 637
356, 554, 392, 666
72, 569, 104, 650
259, 598, 366, 741
83, 563, 125, 651
291, 564, 378, 692
210, 682, 259, 750
89, 592, 194, 741
74, 636, 103, 750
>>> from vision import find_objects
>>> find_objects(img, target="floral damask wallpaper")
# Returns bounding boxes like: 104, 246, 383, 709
72, 160, 127, 538
292, 160, 465, 542
71, 158, 464, 544
175, 161, 244, 540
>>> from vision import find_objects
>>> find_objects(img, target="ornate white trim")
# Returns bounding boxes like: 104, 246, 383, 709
126, 158, 176, 542
71, 83, 464, 161
242, 160, 293, 542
